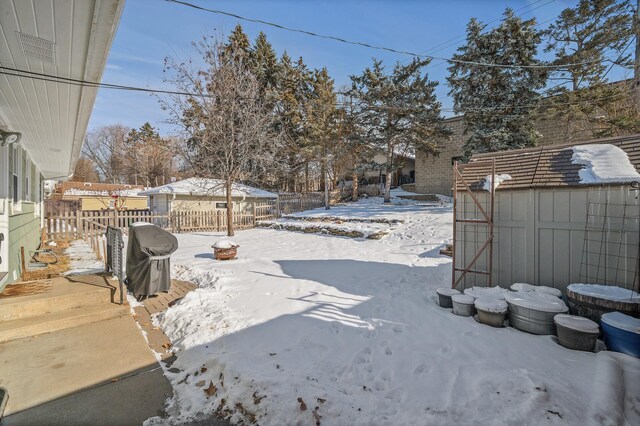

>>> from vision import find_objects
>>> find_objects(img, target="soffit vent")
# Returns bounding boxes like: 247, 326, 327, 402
16, 32, 55, 64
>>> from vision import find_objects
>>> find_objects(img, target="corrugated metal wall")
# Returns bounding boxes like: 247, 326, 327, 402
454, 186, 640, 293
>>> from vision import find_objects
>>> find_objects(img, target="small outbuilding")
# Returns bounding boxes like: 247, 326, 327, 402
140, 178, 277, 215
453, 135, 640, 295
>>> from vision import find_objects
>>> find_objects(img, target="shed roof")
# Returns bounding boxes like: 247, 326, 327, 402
139, 178, 277, 199
457, 134, 640, 191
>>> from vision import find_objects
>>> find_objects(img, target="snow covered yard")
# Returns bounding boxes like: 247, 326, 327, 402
149, 198, 640, 425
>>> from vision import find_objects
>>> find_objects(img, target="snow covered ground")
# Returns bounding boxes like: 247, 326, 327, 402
146, 198, 640, 425
64, 239, 105, 275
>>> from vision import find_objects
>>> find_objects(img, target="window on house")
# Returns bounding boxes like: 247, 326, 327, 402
22, 152, 27, 200
216, 202, 227, 209
12, 147, 19, 203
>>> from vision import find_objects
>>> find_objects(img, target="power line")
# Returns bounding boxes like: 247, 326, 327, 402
2, 65, 631, 118
421, 0, 554, 57
0, 65, 207, 97
164, 0, 602, 70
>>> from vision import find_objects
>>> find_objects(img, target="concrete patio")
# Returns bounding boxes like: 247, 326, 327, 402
0, 274, 172, 424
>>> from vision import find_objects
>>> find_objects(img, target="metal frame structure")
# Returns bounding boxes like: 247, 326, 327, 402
105, 226, 125, 305
451, 159, 495, 289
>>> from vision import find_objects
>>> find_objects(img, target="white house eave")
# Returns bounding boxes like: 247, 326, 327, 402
66, 0, 125, 180
0, 0, 125, 180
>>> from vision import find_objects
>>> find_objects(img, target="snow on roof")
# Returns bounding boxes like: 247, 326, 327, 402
482, 174, 511, 192
62, 188, 145, 197
139, 178, 277, 199
571, 144, 640, 184
462, 135, 640, 190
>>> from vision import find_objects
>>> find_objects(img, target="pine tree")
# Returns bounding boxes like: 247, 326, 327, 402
448, 9, 547, 158
352, 58, 447, 203
223, 24, 251, 62
125, 123, 173, 186
251, 32, 280, 96
306, 67, 338, 209
336, 92, 370, 201
276, 52, 312, 191
542, 0, 636, 140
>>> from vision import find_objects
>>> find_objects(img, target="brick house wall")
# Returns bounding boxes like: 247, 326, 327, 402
415, 114, 598, 195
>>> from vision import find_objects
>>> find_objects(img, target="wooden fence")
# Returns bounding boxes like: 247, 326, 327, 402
276, 193, 326, 214
43, 193, 325, 243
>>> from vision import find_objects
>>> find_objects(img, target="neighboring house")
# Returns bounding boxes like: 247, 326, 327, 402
49, 182, 148, 211
0, 0, 125, 287
414, 114, 600, 196
362, 151, 416, 187
453, 134, 640, 294
140, 178, 277, 215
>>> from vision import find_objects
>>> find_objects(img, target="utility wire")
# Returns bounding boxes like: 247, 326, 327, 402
0, 65, 204, 97
1, 66, 632, 118
417, 0, 554, 59
164, 0, 604, 70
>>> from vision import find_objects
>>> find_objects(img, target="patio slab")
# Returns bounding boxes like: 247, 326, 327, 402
0, 315, 166, 419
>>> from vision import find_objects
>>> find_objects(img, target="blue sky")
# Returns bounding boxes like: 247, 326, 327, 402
89, 0, 629, 135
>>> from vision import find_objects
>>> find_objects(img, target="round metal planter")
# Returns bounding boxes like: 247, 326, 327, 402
505, 292, 568, 335
554, 314, 599, 352
436, 287, 460, 308
474, 297, 508, 327
452, 294, 475, 317
566, 284, 640, 324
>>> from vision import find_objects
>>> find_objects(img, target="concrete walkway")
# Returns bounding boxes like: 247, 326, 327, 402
0, 314, 171, 425
0, 276, 231, 425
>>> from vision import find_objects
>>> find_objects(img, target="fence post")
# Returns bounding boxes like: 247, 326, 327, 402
252, 201, 257, 225
76, 210, 82, 240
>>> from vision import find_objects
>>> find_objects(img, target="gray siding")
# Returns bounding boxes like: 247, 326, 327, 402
454, 186, 639, 293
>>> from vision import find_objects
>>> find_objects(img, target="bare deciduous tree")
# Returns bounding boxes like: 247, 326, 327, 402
161, 36, 280, 236
70, 158, 100, 182
125, 122, 175, 186
82, 124, 130, 183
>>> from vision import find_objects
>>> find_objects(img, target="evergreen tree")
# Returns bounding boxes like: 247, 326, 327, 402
542, 0, 636, 140
336, 92, 370, 201
352, 58, 448, 203
223, 24, 251, 62
448, 9, 547, 158
251, 32, 280, 96
125, 123, 174, 186
276, 52, 312, 191
306, 67, 338, 209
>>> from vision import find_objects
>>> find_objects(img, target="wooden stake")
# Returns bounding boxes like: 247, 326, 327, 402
20, 246, 26, 279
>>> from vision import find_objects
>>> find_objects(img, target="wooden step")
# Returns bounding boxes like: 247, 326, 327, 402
0, 303, 129, 343
0, 279, 116, 322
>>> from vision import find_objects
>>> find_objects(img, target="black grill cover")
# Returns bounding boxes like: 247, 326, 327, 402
126, 223, 178, 297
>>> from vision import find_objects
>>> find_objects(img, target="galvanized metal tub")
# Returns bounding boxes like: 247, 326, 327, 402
506, 292, 568, 335
452, 294, 475, 317
475, 297, 508, 327
436, 287, 460, 308
554, 314, 599, 352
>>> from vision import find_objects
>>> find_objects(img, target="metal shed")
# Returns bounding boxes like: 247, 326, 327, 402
452, 135, 640, 295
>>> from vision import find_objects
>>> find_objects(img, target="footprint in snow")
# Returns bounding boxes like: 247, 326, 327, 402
393, 324, 405, 334
413, 364, 429, 375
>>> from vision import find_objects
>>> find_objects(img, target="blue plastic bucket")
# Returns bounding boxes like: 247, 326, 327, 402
601, 312, 640, 358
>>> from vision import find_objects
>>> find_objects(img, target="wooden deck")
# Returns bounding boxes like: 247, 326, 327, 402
132, 279, 196, 360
